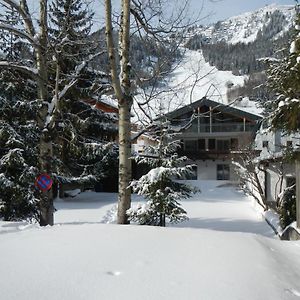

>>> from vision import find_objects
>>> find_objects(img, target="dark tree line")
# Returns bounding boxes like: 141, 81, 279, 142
186, 10, 292, 76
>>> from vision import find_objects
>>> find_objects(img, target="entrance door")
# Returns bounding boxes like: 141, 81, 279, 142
217, 164, 230, 180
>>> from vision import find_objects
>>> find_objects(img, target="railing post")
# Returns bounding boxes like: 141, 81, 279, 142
209, 107, 212, 133
198, 107, 200, 134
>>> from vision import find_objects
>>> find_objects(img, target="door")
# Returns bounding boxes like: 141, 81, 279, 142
217, 164, 230, 180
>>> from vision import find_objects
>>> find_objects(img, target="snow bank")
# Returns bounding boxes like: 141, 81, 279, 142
1, 181, 300, 299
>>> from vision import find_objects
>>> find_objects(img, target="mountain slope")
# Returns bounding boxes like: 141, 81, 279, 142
188, 4, 294, 45
134, 5, 297, 121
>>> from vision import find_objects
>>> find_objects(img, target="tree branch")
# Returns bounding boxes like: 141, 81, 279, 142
0, 61, 38, 77
0, 22, 38, 46
0, 0, 35, 36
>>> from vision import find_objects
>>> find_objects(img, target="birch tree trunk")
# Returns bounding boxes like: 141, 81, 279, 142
105, 0, 132, 224
0, 0, 54, 225
36, 0, 54, 226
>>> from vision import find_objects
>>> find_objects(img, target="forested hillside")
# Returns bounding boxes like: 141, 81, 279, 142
184, 5, 295, 103
90, 28, 182, 90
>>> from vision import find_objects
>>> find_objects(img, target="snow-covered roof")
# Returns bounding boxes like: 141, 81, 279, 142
165, 97, 262, 122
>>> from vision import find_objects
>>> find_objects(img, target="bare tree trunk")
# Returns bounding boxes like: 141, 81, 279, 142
36, 0, 54, 226
253, 171, 268, 210
0, 0, 54, 225
118, 99, 132, 224
105, 0, 132, 224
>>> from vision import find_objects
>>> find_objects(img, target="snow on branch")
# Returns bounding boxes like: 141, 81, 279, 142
1, 0, 36, 36
0, 61, 38, 77
44, 61, 87, 129
0, 23, 38, 46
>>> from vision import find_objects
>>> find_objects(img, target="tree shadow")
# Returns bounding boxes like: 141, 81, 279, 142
174, 217, 274, 237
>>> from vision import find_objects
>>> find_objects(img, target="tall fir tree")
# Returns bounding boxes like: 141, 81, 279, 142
49, 0, 95, 75
0, 6, 40, 221
48, 0, 118, 189
266, 4, 300, 132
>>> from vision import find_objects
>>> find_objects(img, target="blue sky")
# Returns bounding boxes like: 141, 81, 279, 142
27, 0, 297, 30
89, 0, 296, 29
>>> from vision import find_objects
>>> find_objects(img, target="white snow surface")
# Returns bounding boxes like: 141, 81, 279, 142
1, 180, 300, 300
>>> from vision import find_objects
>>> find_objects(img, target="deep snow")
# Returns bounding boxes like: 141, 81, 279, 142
1, 180, 300, 300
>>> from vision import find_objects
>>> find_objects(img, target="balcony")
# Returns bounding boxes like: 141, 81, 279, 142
179, 149, 242, 160
186, 122, 255, 133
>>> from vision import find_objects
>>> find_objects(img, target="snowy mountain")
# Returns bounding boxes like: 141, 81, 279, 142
185, 4, 295, 77
187, 4, 295, 45
132, 5, 298, 122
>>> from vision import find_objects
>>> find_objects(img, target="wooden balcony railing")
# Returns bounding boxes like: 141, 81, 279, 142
186, 123, 255, 133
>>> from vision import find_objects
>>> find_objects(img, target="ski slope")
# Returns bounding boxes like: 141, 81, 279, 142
133, 48, 262, 123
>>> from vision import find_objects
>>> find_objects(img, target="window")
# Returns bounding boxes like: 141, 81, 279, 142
230, 138, 239, 150
216, 140, 230, 151
198, 139, 206, 150
186, 165, 197, 180
185, 140, 197, 151
208, 139, 216, 150
262, 141, 269, 148
217, 164, 230, 180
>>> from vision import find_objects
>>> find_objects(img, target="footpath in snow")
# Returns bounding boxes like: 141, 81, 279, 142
1, 180, 300, 300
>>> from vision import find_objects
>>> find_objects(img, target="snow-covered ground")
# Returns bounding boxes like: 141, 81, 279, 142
1, 180, 300, 300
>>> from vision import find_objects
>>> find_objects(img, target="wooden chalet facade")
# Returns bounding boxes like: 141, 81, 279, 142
166, 98, 262, 180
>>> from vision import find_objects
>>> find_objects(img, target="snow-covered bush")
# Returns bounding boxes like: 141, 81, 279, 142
128, 122, 197, 226
0, 139, 39, 221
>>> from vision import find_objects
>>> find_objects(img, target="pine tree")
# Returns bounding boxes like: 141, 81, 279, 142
48, 0, 118, 189
49, 0, 95, 76
0, 6, 40, 221
128, 121, 197, 227
266, 5, 300, 132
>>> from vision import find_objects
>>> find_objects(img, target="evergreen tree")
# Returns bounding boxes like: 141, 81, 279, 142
49, 0, 95, 76
266, 5, 300, 132
0, 1, 117, 221
48, 0, 118, 188
128, 121, 197, 227
0, 6, 40, 221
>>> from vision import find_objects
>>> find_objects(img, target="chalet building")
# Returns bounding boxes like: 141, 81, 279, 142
165, 97, 262, 181
254, 125, 300, 207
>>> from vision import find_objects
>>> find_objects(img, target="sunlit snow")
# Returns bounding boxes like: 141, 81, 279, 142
1, 181, 300, 300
